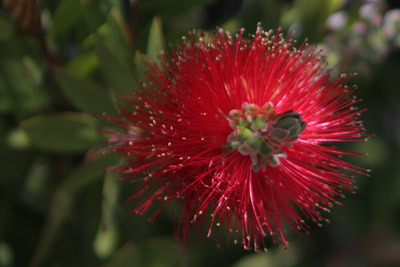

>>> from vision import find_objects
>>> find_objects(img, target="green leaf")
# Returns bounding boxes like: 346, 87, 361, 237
134, 51, 149, 81
21, 113, 100, 153
49, 0, 84, 40
143, 0, 216, 18
146, 16, 165, 63
105, 238, 190, 267
141, 238, 189, 267
105, 242, 142, 267
103, 9, 135, 63
93, 223, 119, 260
94, 168, 121, 259
62, 152, 119, 194
66, 51, 98, 76
0, 148, 34, 190
0, 242, 14, 267
232, 253, 271, 267
0, 16, 14, 40
22, 56, 42, 85
1, 60, 49, 114
94, 38, 136, 93
30, 190, 72, 267
0, 73, 13, 112
83, 9, 135, 69
101, 170, 120, 230
30, 153, 119, 267
54, 67, 118, 116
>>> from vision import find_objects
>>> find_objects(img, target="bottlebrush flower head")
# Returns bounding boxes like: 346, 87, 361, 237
104, 25, 369, 251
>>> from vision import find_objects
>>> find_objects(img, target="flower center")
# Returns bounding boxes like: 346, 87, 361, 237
227, 102, 306, 172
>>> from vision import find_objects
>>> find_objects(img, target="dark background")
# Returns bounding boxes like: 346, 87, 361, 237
0, 0, 399, 266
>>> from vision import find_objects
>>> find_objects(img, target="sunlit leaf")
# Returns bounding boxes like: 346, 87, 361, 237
66, 51, 98, 76
232, 253, 270, 267
6, 129, 30, 149
0, 242, 14, 267
93, 223, 119, 260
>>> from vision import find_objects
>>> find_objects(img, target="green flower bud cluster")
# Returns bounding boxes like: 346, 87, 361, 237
227, 102, 306, 172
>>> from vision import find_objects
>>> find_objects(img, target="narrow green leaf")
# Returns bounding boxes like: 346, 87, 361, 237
104, 9, 135, 62
83, 9, 134, 65
21, 113, 100, 153
146, 16, 165, 63
94, 38, 136, 93
93, 223, 119, 260
134, 51, 148, 81
54, 67, 118, 116
93, 169, 121, 260
62, 152, 119, 194
30, 153, 119, 267
30, 190, 72, 267
101, 170, 120, 230
49, 0, 84, 40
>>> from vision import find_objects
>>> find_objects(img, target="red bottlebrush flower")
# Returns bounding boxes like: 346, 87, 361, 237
105, 25, 368, 251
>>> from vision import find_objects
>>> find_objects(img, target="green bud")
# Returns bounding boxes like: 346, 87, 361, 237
247, 104, 259, 114
245, 136, 262, 152
252, 163, 260, 172
238, 127, 252, 140
260, 141, 272, 155
229, 109, 241, 120
238, 119, 250, 128
262, 102, 273, 113
261, 157, 268, 170
227, 104, 306, 172
238, 144, 251, 155
277, 117, 299, 129
269, 155, 280, 167
252, 115, 266, 131
271, 128, 289, 139
230, 141, 241, 148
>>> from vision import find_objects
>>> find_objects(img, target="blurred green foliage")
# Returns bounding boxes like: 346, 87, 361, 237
0, 0, 399, 266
